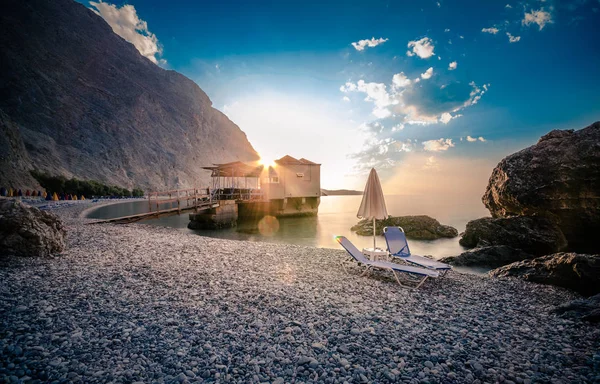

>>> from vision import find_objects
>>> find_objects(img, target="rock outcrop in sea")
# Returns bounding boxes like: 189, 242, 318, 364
351, 215, 458, 240
489, 253, 600, 296
0, 200, 66, 257
440, 246, 534, 269
459, 216, 567, 256
0, 0, 258, 191
482, 122, 600, 252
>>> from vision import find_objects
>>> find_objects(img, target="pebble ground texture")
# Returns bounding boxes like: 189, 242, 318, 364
1, 203, 599, 384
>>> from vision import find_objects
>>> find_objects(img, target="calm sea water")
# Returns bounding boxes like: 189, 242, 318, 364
87, 195, 490, 273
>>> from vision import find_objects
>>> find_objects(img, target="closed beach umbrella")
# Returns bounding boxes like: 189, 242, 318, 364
0, 187, 6, 196
52, 192, 59, 201
8, 188, 13, 197
25, 190, 31, 197
73, 195, 78, 200
357, 168, 388, 249
42, 191, 47, 198
81, 195, 85, 201
46, 192, 52, 201
17, 189, 23, 197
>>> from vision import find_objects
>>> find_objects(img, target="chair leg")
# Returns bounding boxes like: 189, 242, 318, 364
415, 276, 428, 289
361, 266, 373, 277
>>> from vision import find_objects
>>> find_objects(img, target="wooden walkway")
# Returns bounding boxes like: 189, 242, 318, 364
90, 188, 219, 224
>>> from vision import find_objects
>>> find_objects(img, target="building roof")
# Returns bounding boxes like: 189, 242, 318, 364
202, 155, 320, 178
275, 155, 320, 165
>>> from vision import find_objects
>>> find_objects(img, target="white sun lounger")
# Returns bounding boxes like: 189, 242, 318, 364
383, 226, 451, 275
336, 236, 438, 288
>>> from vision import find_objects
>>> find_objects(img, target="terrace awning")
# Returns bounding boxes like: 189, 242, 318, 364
202, 161, 264, 178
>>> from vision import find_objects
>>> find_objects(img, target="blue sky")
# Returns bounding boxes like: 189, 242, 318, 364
82, 0, 600, 192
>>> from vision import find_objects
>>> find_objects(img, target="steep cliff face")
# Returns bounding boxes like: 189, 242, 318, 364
0, 0, 258, 191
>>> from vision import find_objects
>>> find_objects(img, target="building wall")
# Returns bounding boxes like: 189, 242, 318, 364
262, 164, 320, 200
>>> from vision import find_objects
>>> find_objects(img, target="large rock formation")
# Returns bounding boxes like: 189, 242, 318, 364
0, 0, 258, 192
489, 253, 600, 296
482, 122, 600, 252
553, 294, 600, 323
0, 200, 66, 257
440, 245, 534, 269
459, 216, 567, 256
351, 215, 458, 240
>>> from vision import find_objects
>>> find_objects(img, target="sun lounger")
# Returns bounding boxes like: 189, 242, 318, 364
335, 236, 438, 288
383, 226, 451, 275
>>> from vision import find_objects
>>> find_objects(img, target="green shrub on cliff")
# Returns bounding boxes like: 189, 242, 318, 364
30, 170, 142, 197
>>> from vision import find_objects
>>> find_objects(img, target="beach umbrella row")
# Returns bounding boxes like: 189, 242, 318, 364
1, 187, 85, 201
1, 188, 46, 197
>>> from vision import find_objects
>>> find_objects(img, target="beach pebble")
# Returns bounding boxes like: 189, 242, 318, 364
0, 201, 597, 384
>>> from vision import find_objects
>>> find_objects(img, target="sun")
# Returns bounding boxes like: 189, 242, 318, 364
258, 157, 275, 168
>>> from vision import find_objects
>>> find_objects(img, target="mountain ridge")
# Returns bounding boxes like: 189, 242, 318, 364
0, 0, 258, 191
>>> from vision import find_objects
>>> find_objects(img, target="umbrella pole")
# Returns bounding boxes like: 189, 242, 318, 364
373, 217, 376, 249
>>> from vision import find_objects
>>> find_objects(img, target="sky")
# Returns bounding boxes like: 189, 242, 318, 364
81, 0, 600, 195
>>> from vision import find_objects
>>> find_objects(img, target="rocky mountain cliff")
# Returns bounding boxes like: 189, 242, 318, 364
0, 0, 258, 191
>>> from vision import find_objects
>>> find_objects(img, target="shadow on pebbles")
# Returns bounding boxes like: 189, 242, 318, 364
1, 203, 599, 383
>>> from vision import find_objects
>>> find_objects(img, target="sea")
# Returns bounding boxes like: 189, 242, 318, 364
87, 195, 491, 274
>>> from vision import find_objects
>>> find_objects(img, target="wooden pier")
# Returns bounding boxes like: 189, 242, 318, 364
90, 188, 219, 224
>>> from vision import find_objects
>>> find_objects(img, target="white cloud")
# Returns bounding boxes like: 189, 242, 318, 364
423, 138, 455, 152
505, 4, 512, 8
392, 72, 411, 88
89, 1, 165, 65
444, 28, 451, 32
482, 27, 500, 34
439, 112, 459, 124
423, 156, 439, 171
507, 32, 521, 43
466, 135, 487, 142
448, 61, 457, 70
420, 67, 434, 79
340, 82, 357, 92
342, 96, 350, 102
522, 9, 553, 30
340, 80, 395, 118
407, 37, 436, 59
351, 37, 389, 51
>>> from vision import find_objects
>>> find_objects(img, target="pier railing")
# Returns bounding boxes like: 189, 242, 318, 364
147, 188, 212, 214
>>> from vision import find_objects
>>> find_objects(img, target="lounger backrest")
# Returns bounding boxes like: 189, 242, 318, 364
336, 236, 370, 264
383, 226, 411, 256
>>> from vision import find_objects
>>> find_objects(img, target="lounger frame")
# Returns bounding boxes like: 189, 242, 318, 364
336, 236, 438, 289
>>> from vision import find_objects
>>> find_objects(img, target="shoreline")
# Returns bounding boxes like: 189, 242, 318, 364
1, 204, 599, 383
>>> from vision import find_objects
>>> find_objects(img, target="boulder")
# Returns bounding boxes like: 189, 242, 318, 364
351, 215, 458, 240
459, 216, 567, 256
489, 253, 600, 296
553, 294, 600, 323
482, 122, 600, 252
0, 199, 66, 257
440, 246, 534, 268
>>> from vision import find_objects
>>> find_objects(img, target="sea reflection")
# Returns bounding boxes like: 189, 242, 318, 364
87, 195, 490, 266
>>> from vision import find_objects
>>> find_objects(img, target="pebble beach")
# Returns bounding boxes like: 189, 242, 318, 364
1, 203, 599, 384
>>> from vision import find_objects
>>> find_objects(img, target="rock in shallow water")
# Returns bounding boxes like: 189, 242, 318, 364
489, 253, 600, 296
0, 199, 66, 257
440, 245, 534, 268
459, 216, 567, 256
482, 122, 600, 252
351, 215, 458, 239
